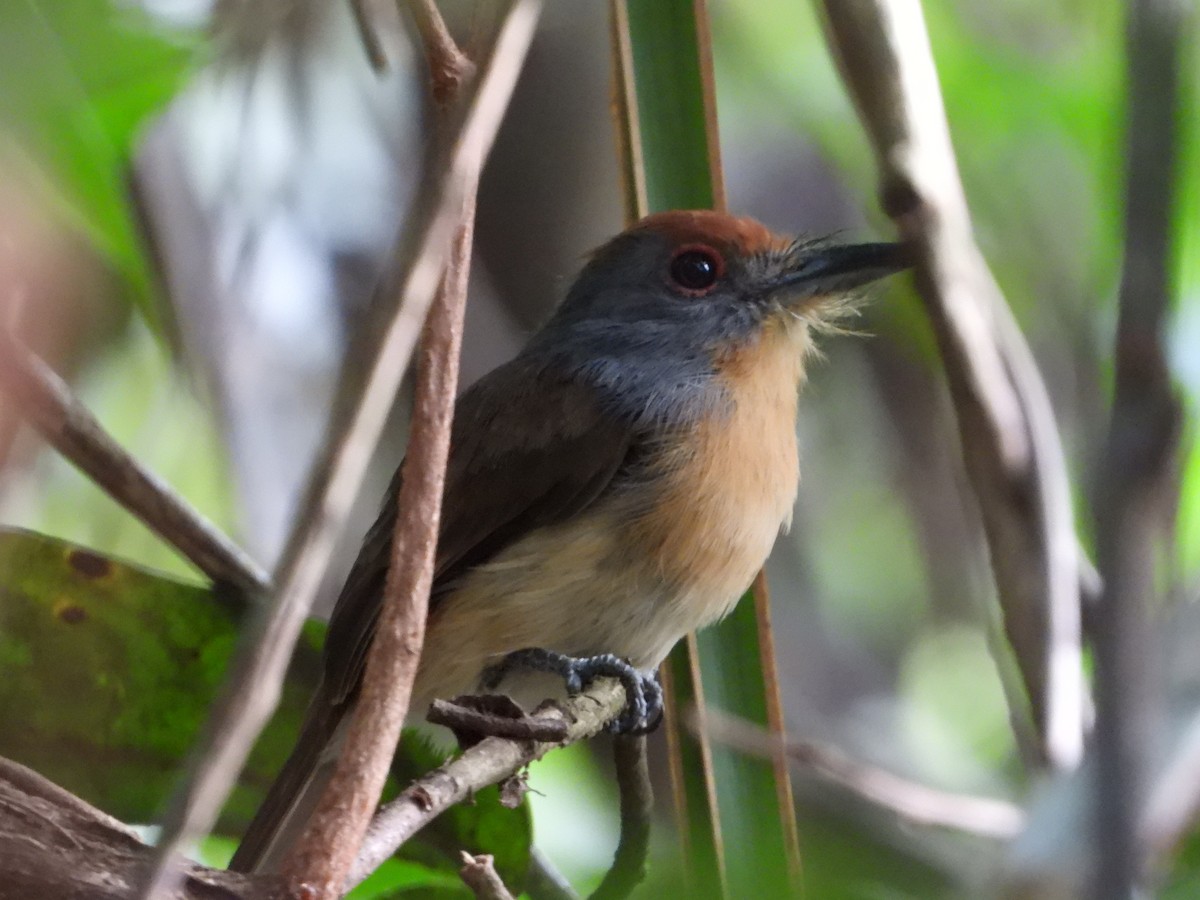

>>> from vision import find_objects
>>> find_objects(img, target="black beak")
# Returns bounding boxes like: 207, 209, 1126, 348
775, 241, 911, 299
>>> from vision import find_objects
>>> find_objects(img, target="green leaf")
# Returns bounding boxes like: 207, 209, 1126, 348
0, 527, 532, 892
0, 1, 202, 323
624, 1, 800, 895
0, 526, 318, 824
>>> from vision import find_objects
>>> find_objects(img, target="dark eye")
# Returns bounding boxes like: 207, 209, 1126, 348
669, 246, 723, 294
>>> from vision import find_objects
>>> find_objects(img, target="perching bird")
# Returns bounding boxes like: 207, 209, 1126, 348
230, 209, 908, 871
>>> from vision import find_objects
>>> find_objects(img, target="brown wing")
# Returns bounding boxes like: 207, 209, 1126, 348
322, 358, 635, 706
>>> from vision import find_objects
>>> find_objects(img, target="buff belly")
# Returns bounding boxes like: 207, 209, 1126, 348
412, 323, 806, 715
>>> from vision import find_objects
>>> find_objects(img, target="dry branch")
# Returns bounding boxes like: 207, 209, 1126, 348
0, 332, 269, 597
817, 0, 1085, 771
141, 2, 541, 893
279, 2, 485, 887
349, 678, 628, 887
0, 758, 287, 900
696, 707, 1024, 840
460, 852, 517, 900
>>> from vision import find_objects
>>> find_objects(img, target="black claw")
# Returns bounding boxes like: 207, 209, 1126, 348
485, 648, 664, 735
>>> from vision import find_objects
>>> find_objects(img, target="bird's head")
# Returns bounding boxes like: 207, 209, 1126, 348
527, 210, 909, 426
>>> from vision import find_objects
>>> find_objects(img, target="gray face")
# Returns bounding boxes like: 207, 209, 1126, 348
519, 225, 908, 430
521, 229, 776, 430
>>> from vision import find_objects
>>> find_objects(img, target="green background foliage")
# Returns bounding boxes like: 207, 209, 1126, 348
0, 0, 1197, 897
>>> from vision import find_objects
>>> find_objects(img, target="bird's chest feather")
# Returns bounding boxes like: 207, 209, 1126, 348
631, 323, 807, 626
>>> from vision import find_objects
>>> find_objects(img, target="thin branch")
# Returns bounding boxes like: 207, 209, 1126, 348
349, 0, 390, 71
748, 569, 803, 883
1143, 701, 1200, 863
526, 848, 581, 900
0, 332, 270, 598
408, 0, 476, 105
695, 707, 1025, 841
817, 0, 1085, 771
140, 3, 541, 893
428, 698, 571, 742
282, 0, 477, 871
589, 735, 652, 900
460, 852, 517, 900
349, 678, 628, 887
1090, 0, 1188, 893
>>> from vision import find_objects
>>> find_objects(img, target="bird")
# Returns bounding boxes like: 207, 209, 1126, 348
230, 209, 909, 872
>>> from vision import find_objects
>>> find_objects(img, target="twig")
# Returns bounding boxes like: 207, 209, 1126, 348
428, 698, 571, 742
0, 332, 270, 598
282, 0, 477, 872
526, 848, 581, 900
408, 0, 476, 105
1143, 703, 1200, 864
589, 735, 652, 900
349, 678, 628, 887
1090, 0, 1187, 894
139, 3, 541, 894
349, 0, 390, 71
460, 852, 517, 900
817, 0, 1085, 771
695, 707, 1025, 840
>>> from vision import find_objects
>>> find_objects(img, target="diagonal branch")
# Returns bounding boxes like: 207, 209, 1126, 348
0, 331, 269, 597
695, 707, 1024, 840
140, 4, 541, 894
279, 5, 499, 889
817, 0, 1086, 771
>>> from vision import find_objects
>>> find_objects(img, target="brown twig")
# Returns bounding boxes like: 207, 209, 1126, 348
139, 4, 541, 895
427, 698, 571, 742
349, 677, 628, 887
460, 852, 517, 900
1090, 0, 1187, 893
349, 0, 390, 71
589, 735, 652, 900
283, 185, 475, 896
408, 0, 476, 105
277, 4, 539, 894
0, 332, 270, 598
695, 707, 1025, 840
817, 0, 1085, 771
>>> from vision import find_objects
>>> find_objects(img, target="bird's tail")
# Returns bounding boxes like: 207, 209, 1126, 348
228, 681, 347, 873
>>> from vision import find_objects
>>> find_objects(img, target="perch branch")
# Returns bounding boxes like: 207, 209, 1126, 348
140, 3, 541, 894
817, 0, 1085, 771
349, 678, 628, 887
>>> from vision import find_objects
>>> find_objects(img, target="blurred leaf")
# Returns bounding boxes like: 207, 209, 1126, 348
0, 1, 202, 323
0, 527, 533, 893
0, 526, 316, 824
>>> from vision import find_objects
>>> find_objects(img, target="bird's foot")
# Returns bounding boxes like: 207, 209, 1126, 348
484, 648, 663, 735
